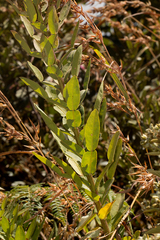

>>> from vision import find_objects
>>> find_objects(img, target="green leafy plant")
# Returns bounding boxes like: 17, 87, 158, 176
2, 0, 160, 239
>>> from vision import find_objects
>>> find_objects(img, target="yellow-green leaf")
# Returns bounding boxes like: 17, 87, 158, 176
66, 110, 81, 128
48, 5, 59, 34
85, 109, 100, 151
81, 150, 97, 174
63, 76, 80, 110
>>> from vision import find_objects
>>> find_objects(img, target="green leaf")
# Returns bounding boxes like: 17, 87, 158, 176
81, 228, 101, 240
48, 5, 59, 34
33, 152, 69, 178
11, 30, 30, 54
147, 169, 160, 178
23, 0, 37, 22
31, 218, 45, 240
63, 76, 80, 110
53, 155, 83, 188
30, 51, 42, 58
94, 80, 104, 112
25, 218, 37, 239
71, 21, 79, 47
95, 164, 110, 190
66, 110, 81, 128
59, 0, 71, 27
20, 15, 34, 36
15, 226, 25, 240
40, 35, 55, 66
46, 65, 63, 81
85, 109, 100, 151
48, 34, 59, 49
110, 193, 125, 218
99, 98, 107, 132
81, 150, 97, 174
107, 131, 120, 163
76, 212, 96, 232
101, 179, 114, 205
21, 77, 48, 100
83, 59, 91, 89
2, 216, 10, 233
32, 21, 47, 33
145, 226, 160, 234
71, 45, 82, 76
27, 61, 44, 82
107, 138, 122, 179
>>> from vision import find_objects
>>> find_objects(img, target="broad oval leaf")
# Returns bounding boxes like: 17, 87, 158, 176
66, 110, 81, 128
2, 216, 9, 232
63, 76, 80, 110
15, 226, 25, 240
27, 61, 44, 82
81, 150, 97, 175
85, 109, 100, 151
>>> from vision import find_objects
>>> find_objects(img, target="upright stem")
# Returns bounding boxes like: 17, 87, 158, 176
87, 174, 110, 239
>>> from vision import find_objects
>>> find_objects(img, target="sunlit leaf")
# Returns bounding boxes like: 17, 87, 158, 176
66, 110, 81, 128
27, 61, 44, 82
32, 21, 47, 33
81, 150, 97, 174
33, 152, 69, 178
15, 226, 25, 240
63, 76, 80, 110
85, 109, 100, 151
21, 77, 48, 99
48, 5, 59, 34
98, 201, 115, 219
1, 216, 9, 232
20, 15, 34, 36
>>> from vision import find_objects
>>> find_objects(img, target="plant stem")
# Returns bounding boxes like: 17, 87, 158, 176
87, 174, 110, 239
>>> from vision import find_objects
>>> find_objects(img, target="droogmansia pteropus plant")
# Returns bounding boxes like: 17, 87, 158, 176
2, 0, 159, 239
